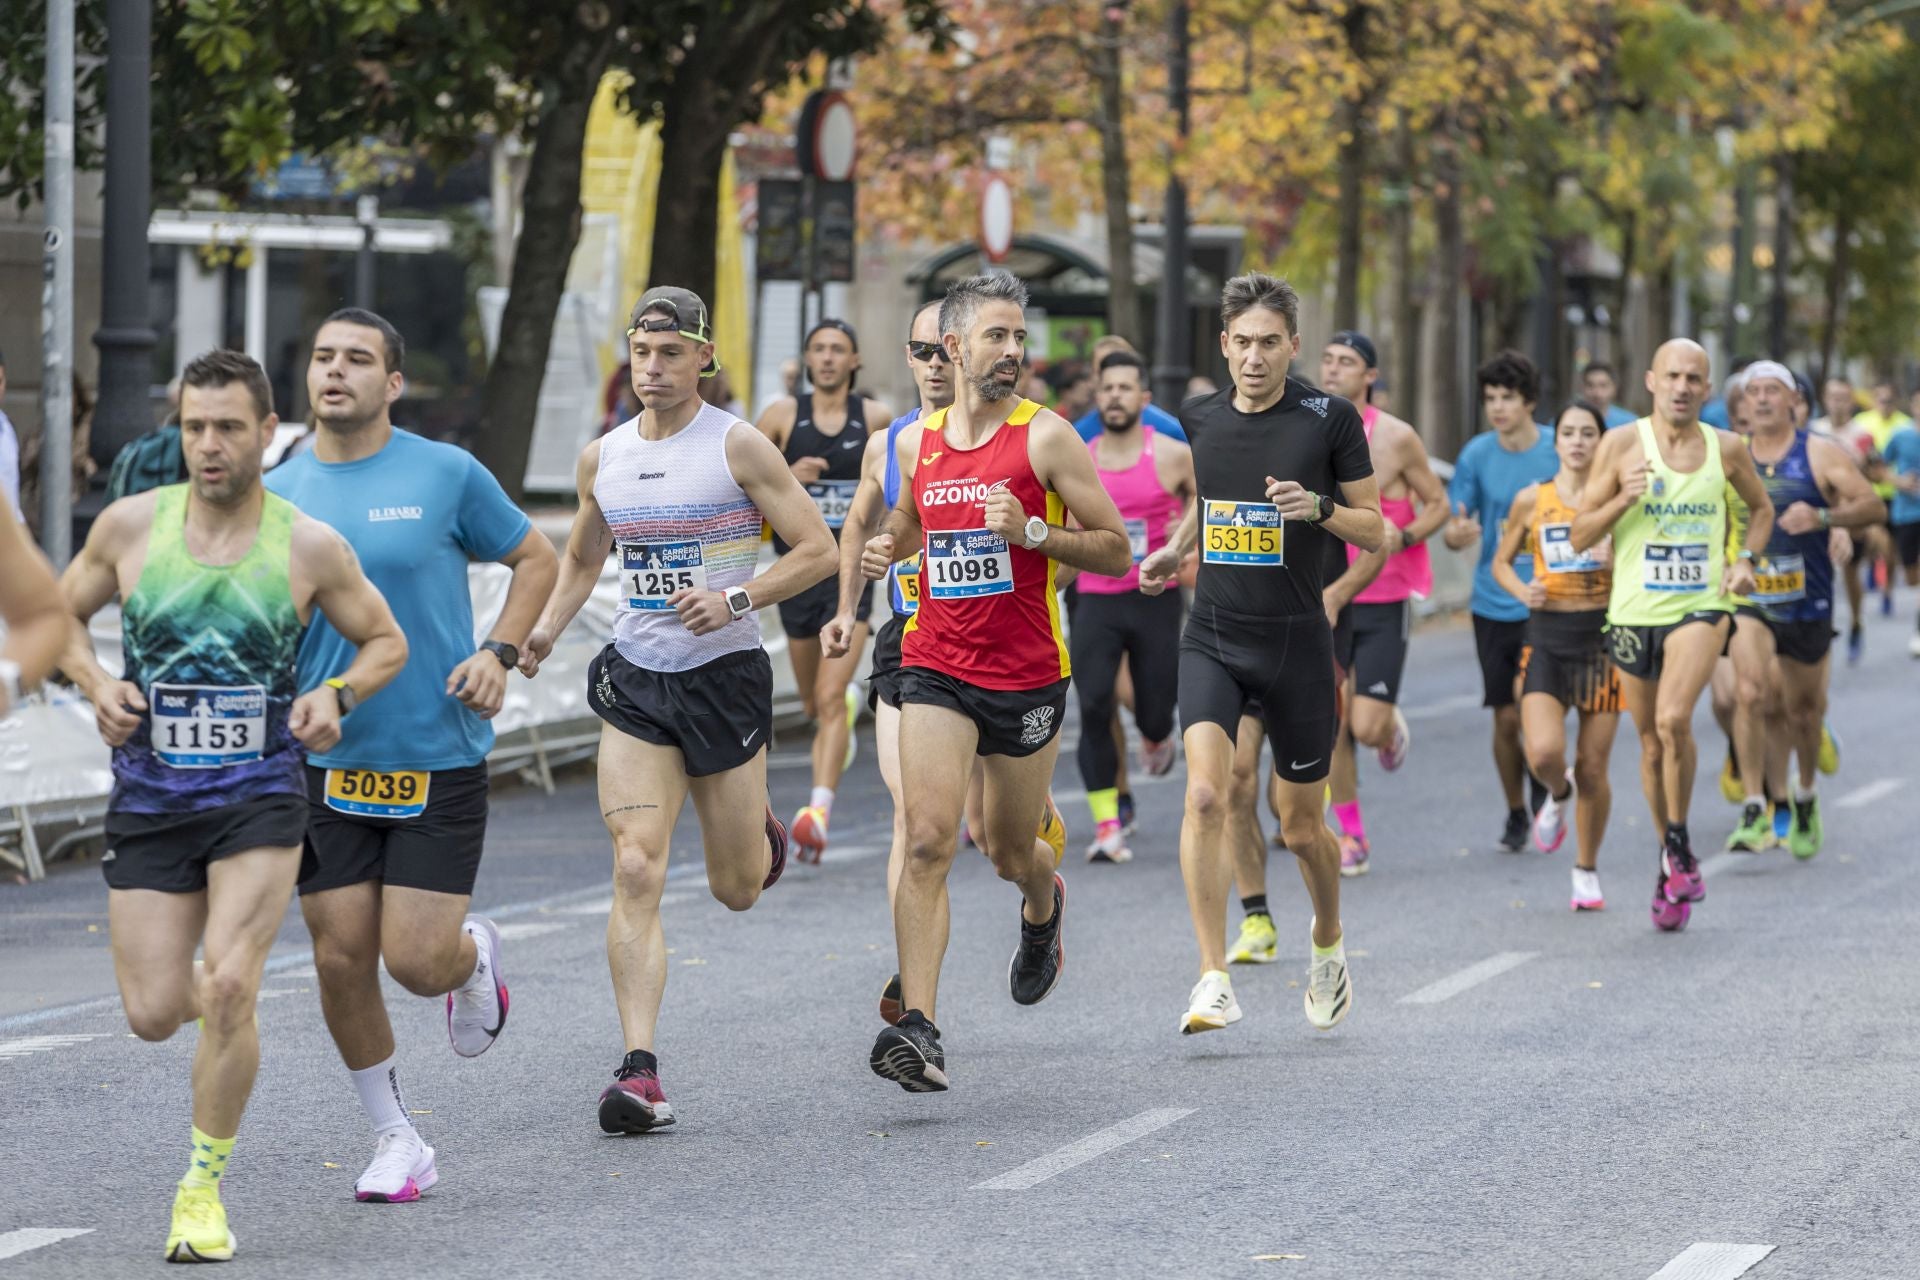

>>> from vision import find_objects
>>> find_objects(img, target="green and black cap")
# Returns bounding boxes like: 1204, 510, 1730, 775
628, 286, 719, 377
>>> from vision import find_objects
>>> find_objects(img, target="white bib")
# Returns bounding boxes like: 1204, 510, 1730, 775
150, 683, 267, 770
924, 528, 1014, 599
808, 479, 858, 530
1642, 541, 1709, 592
620, 540, 709, 611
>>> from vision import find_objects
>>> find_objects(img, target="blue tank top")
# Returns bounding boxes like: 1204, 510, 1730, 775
1751, 429, 1832, 622
883, 408, 923, 618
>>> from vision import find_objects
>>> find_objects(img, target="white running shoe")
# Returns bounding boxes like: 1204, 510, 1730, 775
1139, 736, 1177, 777
1570, 867, 1605, 912
354, 1129, 437, 1203
1303, 931, 1352, 1030
1533, 770, 1571, 853
447, 915, 508, 1058
1909, 633, 1920, 658
1180, 969, 1242, 1035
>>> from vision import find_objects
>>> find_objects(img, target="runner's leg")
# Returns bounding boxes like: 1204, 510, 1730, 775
194, 846, 302, 1138
879, 700, 907, 906
1729, 615, 1777, 810
111, 889, 206, 1041
1274, 779, 1341, 949
1520, 692, 1570, 798
1650, 620, 1730, 828
1180, 722, 1239, 973
687, 747, 779, 910
808, 624, 869, 794
979, 738, 1066, 924
1619, 670, 1668, 831
597, 724, 691, 1055
1571, 711, 1619, 873
894, 702, 979, 1023
1777, 654, 1830, 795
1493, 703, 1526, 811
379, 887, 477, 996
1227, 713, 1268, 901
303, 883, 394, 1070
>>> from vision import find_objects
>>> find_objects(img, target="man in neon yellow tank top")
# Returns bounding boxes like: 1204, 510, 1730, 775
59, 350, 407, 1263
1571, 339, 1773, 932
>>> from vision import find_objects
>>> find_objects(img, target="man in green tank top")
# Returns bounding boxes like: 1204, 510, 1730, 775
59, 350, 407, 1263
1571, 339, 1773, 933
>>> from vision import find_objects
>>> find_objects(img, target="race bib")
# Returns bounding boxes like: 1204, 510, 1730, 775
1124, 518, 1150, 563
1752, 553, 1806, 605
925, 528, 1014, 599
324, 768, 430, 819
620, 540, 708, 611
891, 550, 923, 616
149, 683, 266, 769
1539, 523, 1606, 574
808, 479, 858, 530
1201, 500, 1284, 566
1643, 541, 1709, 592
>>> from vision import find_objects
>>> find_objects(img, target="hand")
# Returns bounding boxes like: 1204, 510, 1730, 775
1591, 536, 1613, 568
289, 687, 343, 753
1830, 526, 1852, 566
1138, 545, 1180, 596
669, 587, 733, 636
1323, 593, 1346, 630
1380, 521, 1405, 557
790, 456, 829, 486
1620, 460, 1654, 500
1777, 501, 1824, 536
1724, 558, 1758, 598
519, 627, 555, 678
861, 533, 895, 582
447, 651, 509, 720
821, 612, 855, 659
91, 679, 147, 747
1446, 502, 1482, 546
1264, 476, 1318, 521
1897, 472, 1920, 495
1525, 579, 1548, 609
983, 486, 1028, 541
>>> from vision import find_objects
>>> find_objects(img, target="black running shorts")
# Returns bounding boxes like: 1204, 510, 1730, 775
1472, 614, 1529, 709
895, 666, 1069, 758
1519, 608, 1622, 714
868, 612, 908, 712
778, 574, 872, 639
1606, 610, 1730, 682
1347, 600, 1411, 705
1180, 601, 1337, 784
1734, 605, 1836, 667
588, 644, 773, 777
1893, 521, 1920, 569
103, 792, 307, 894
298, 763, 490, 897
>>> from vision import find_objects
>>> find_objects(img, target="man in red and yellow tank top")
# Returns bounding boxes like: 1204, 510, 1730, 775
859, 274, 1132, 1094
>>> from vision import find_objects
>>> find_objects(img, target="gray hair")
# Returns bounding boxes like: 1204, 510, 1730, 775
939, 273, 1030, 341
1220, 272, 1300, 334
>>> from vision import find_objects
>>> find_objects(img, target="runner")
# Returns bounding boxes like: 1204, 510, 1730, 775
1317, 330, 1448, 875
57, 349, 407, 1261
1721, 362, 1883, 858
0, 484, 67, 707
1444, 350, 1560, 851
1882, 409, 1920, 655
1570, 339, 1772, 930
1854, 380, 1911, 619
519, 287, 836, 1131
858, 273, 1130, 1091
754, 319, 893, 863
263, 308, 559, 1203
1138, 271, 1383, 1035
1073, 350, 1194, 863
1490, 402, 1622, 909
1581, 362, 1639, 429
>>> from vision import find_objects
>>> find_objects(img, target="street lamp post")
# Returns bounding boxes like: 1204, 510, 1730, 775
93, 0, 157, 467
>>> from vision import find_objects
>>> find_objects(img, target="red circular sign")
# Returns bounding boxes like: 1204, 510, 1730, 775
799, 90, 857, 182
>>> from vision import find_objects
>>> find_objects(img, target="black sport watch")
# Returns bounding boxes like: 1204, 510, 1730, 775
480, 640, 519, 670
1310, 492, 1335, 524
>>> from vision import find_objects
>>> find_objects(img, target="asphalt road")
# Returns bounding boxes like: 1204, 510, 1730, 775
3, 606, 1918, 1279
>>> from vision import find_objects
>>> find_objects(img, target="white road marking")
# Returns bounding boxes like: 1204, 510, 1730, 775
0, 1228, 93, 1261
495, 921, 570, 942
255, 987, 306, 1001
1399, 952, 1538, 1005
1647, 1242, 1775, 1279
972, 1108, 1194, 1190
1404, 693, 1482, 720
0, 1033, 109, 1060
1836, 777, 1899, 809
1700, 851, 1761, 877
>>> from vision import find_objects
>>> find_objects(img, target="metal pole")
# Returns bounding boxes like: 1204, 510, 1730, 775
40, 0, 75, 563
355, 194, 378, 308
93, 0, 156, 467
1152, 0, 1192, 409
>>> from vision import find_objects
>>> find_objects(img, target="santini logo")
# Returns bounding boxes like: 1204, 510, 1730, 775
368, 505, 423, 522
635, 471, 666, 481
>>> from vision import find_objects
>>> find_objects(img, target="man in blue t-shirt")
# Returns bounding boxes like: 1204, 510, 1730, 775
265, 309, 557, 1205
1067, 336, 1188, 443
1885, 419, 1920, 654
1580, 361, 1638, 429
1444, 349, 1559, 853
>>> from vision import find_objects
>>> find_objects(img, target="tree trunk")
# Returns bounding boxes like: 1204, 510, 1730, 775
1389, 124, 1417, 428
1612, 207, 1637, 390
1428, 133, 1466, 459
1332, 4, 1371, 330
474, 30, 613, 501
1819, 203, 1852, 385
648, 86, 736, 306
1091, 15, 1140, 342
1768, 152, 1794, 359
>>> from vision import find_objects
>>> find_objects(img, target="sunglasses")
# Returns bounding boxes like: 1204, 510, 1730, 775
627, 301, 709, 342
907, 341, 951, 364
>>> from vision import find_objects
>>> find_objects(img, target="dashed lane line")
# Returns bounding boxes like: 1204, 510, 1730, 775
972, 1108, 1195, 1190
1647, 1242, 1776, 1279
0, 1229, 94, 1261
1835, 777, 1899, 809
0, 1033, 110, 1061
1399, 952, 1538, 1005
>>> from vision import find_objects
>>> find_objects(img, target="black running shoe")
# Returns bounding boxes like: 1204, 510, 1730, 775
762, 806, 789, 890
1117, 791, 1136, 836
1498, 809, 1528, 853
878, 973, 904, 1026
870, 1010, 948, 1093
1527, 774, 1548, 817
1009, 873, 1066, 1005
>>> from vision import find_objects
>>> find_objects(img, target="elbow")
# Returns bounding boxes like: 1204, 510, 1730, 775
1358, 513, 1386, 556
811, 537, 840, 586
1098, 532, 1133, 578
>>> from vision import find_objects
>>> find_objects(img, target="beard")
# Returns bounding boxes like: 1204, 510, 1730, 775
961, 350, 1019, 402
1100, 407, 1139, 431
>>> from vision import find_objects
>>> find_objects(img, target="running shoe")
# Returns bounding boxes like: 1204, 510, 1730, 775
1117, 791, 1136, 836
1817, 720, 1841, 776
1180, 969, 1242, 1035
1719, 755, 1743, 806
1528, 774, 1548, 817
1726, 803, 1773, 853
1303, 931, 1352, 1030
1086, 818, 1132, 864
1533, 772, 1572, 854
1570, 867, 1605, 912
1662, 833, 1705, 903
1789, 795, 1823, 860
1498, 809, 1528, 853
166, 1182, 235, 1263
1376, 706, 1411, 772
870, 1010, 948, 1093
790, 805, 828, 866
1848, 627, 1864, 665
1882, 588, 1895, 617
1338, 833, 1370, 877
1139, 735, 1177, 777
1772, 801, 1792, 842
354, 1130, 437, 1204
1008, 874, 1066, 1005
1650, 872, 1691, 931
598, 1051, 675, 1133
1226, 913, 1278, 965
763, 806, 790, 887
878, 973, 904, 1027
843, 684, 861, 771
1038, 794, 1067, 867
447, 914, 508, 1058
1909, 632, 1920, 658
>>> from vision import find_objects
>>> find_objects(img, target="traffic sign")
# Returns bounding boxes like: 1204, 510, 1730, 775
797, 91, 857, 182
980, 174, 1014, 264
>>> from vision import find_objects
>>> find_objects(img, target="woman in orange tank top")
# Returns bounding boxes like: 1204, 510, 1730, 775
1491, 402, 1622, 911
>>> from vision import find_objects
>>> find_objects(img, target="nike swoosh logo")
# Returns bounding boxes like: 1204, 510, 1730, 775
921, 452, 943, 464
842, 439, 862, 449
1290, 759, 1322, 771
742, 729, 761, 748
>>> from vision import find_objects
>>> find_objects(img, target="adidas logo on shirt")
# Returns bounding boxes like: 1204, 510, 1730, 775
1301, 397, 1329, 417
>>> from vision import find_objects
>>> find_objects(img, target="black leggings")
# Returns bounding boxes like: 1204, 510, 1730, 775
1071, 589, 1183, 790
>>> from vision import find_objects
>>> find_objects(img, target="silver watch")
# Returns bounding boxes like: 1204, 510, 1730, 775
1022, 516, 1050, 549
724, 586, 754, 619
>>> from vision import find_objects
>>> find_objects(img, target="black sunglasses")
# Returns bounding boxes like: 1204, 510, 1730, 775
907, 341, 951, 364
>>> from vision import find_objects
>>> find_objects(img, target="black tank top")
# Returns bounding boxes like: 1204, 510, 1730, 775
776, 392, 868, 551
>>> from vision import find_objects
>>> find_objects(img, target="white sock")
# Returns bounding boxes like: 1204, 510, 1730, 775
1744, 794, 1766, 809
810, 786, 834, 814
350, 1056, 414, 1138
1795, 783, 1817, 801
458, 920, 485, 988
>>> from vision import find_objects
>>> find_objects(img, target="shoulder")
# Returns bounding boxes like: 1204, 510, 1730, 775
1142, 403, 1182, 429
290, 510, 357, 575
1511, 481, 1542, 512
1176, 388, 1230, 434
90, 490, 160, 547
756, 396, 798, 429
262, 452, 307, 491
1154, 430, 1192, 462
1456, 433, 1493, 465
1714, 428, 1751, 461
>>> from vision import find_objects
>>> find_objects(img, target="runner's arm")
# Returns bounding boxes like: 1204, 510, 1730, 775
871, 428, 926, 567
0, 500, 69, 700
1490, 486, 1538, 604
1310, 474, 1384, 554
57, 502, 153, 744
524, 442, 616, 670
1808, 434, 1887, 530
1722, 434, 1775, 559
728, 422, 838, 608
1570, 430, 1632, 553
1397, 427, 1451, 546
299, 519, 409, 702
1019, 414, 1131, 576
836, 431, 893, 617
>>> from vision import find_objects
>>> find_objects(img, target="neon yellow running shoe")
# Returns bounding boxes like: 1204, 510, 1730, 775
1817, 721, 1840, 776
1719, 755, 1743, 806
1038, 794, 1067, 868
1788, 795, 1823, 860
843, 684, 861, 771
166, 1181, 235, 1263
1226, 913, 1278, 964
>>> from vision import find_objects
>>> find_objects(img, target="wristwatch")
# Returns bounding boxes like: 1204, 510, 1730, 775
1736, 548, 1757, 563
1023, 516, 1050, 549
480, 640, 519, 670
725, 586, 754, 619
323, 677, 359, 716
1309, 492, 1335, 524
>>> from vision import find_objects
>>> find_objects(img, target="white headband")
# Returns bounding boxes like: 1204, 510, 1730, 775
1739, 360, 1796, 393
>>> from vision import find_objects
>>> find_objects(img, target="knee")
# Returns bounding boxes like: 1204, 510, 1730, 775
1573, 757, 1608, 795
1350, 704, 1391, 749
981, 837, 1028, 883
125, 999, 185, 1043
383, 943, 455, 997
1525, 741, 1562, 779
198, 967, 256, 1032
1654, 710, 1691, 749
311, 934, 377, 991
903, 827, 956, 873
1280, 814, 1327, 858
610, 839, 669, 901
708, 876, 760, 914
1185, 779, 1226, 823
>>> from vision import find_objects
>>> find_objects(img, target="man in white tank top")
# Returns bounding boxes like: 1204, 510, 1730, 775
520, 287, 838, 1133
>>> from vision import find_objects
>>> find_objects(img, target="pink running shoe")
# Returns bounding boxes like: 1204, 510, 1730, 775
1338, 833, 1370, 877
1139, 736, 1177, 777
1661, 836, 1704, 904
1650, 877, 1691, 932
1533, 771, 1572, 854
763, 807, 791, 888
1376, 706, 1411, 772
